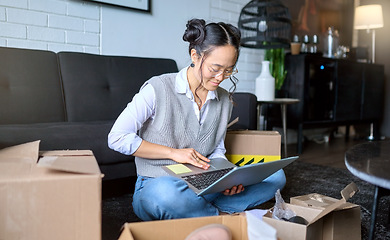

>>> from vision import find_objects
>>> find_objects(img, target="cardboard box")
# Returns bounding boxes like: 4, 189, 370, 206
263, 204, 324, 239
290, 192, 361, 240
225, 130, 281, 166
263, 183, 359, 240
0, 141, 103, 240
118, 214, 248, 240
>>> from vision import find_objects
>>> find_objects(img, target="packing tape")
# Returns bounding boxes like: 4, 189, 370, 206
226, 154, 281, 166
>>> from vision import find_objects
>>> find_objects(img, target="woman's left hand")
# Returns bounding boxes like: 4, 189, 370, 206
222, 184, 244, 196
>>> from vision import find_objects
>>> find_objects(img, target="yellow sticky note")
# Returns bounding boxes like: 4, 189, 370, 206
166, 164, 192, 174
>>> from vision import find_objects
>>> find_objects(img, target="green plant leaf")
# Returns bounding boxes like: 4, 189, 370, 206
264, 48, 287, 90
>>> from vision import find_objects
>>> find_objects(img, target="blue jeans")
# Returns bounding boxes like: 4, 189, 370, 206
132, 169, 286, 221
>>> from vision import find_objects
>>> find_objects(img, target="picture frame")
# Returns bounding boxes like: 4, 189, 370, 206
88, 0, 151, 12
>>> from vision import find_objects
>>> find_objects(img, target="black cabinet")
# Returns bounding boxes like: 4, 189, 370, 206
268, 54, 385, 153
305, 57, 336, 121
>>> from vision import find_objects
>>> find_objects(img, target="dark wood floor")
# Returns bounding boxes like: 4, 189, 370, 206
286, 134, 368, 169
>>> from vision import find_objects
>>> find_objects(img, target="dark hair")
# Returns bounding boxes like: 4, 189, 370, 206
183, 19, 241, 101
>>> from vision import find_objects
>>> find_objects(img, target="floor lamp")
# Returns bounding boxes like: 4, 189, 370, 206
354, 4, 384, 140
354, 4, 384, 63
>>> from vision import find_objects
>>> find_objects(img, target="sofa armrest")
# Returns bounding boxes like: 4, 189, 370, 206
229, 92, 258, 130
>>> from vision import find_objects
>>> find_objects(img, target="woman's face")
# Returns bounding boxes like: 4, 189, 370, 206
192, 45, 238, 91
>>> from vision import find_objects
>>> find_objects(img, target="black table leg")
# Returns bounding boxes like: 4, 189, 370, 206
369, 186, 379, 240
280, 104, 287, 158
369, 186, 390, 240
297, 124, 303, 154
345, 124, 350, 142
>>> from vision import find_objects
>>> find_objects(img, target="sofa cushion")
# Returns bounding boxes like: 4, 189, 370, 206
58, 52, 178, 122
0, 47, 65, 124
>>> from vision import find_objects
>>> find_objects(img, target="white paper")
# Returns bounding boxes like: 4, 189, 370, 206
246, 209, 277, 240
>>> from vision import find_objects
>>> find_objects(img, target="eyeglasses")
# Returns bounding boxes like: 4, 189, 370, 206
208, 66, 238, 79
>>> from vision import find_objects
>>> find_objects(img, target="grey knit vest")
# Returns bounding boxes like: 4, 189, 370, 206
135, 73, 233, 177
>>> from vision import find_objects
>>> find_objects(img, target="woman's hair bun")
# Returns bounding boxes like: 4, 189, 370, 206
183, 19, 206, 45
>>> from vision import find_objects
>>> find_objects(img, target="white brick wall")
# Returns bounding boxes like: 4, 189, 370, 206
210, 0, 265, 94
0, 0, 101, 53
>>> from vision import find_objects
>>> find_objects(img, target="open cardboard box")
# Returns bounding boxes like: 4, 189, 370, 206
0, 141, 103, 240
118, 183, 360, 240
225, 130, 281, 166
263, 204, 324, 239
118, 214, 248, 240
290, 187, 361, 240
263, 182, 359, 240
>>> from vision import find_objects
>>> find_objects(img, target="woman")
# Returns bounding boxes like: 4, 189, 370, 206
108, 18, 286, 221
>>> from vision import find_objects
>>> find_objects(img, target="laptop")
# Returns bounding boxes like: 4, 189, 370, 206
162, 156, 298, 196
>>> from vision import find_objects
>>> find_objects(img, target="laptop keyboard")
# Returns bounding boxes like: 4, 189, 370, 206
181, 168, 234, 190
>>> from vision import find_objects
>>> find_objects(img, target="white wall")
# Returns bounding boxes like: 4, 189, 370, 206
0, 0, 263, 93
100, 0, 210, 67
99, 0, 263, 93
0, 0, 101, 53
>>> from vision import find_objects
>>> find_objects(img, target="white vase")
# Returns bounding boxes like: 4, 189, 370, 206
255, 61, 275, 101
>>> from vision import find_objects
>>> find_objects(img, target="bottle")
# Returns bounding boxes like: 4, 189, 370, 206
301, 35, 309, 53
333, 30, 339, 57
311, 35, 319, 53
292, 34, 299, 43
324, 27, 336, 58
255, 61, 275, 101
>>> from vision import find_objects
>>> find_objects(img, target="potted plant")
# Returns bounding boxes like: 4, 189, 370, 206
264, 48, 287, 92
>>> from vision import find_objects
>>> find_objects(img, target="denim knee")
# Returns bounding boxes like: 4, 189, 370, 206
267, 169, 286, 191
133, 176, 218, 220
146, 176, 189, 204
135, 176, 185, 217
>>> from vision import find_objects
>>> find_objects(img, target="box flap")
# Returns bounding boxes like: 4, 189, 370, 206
0, 140, 40, 164
0, 142, 101, 178
227, 117, 239, 128
38, 150, 101, 175
290, 194, 358, 211
293, 194, 337, 208
40, 150, 93, 157
0, 141, 40, 178
308, 182, 358, 225
341, 182, 359, 200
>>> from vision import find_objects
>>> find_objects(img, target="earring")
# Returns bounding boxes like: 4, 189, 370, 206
190, 63, 195, 68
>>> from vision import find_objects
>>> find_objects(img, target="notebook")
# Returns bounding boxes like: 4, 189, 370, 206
162, 156, 298, 195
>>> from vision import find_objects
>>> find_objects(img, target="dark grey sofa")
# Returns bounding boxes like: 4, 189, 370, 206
0, 46, 178, 180
0, 46, 257, 181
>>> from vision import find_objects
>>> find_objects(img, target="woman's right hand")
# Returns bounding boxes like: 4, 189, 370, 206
171, 148, 210, 170
132, 141, 210, 169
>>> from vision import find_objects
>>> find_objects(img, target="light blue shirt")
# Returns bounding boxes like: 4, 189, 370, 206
108, 66, 227, 159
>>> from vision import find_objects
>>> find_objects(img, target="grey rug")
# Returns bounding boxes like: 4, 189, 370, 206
281, 161, 390, 240
102, 161, 390, 240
